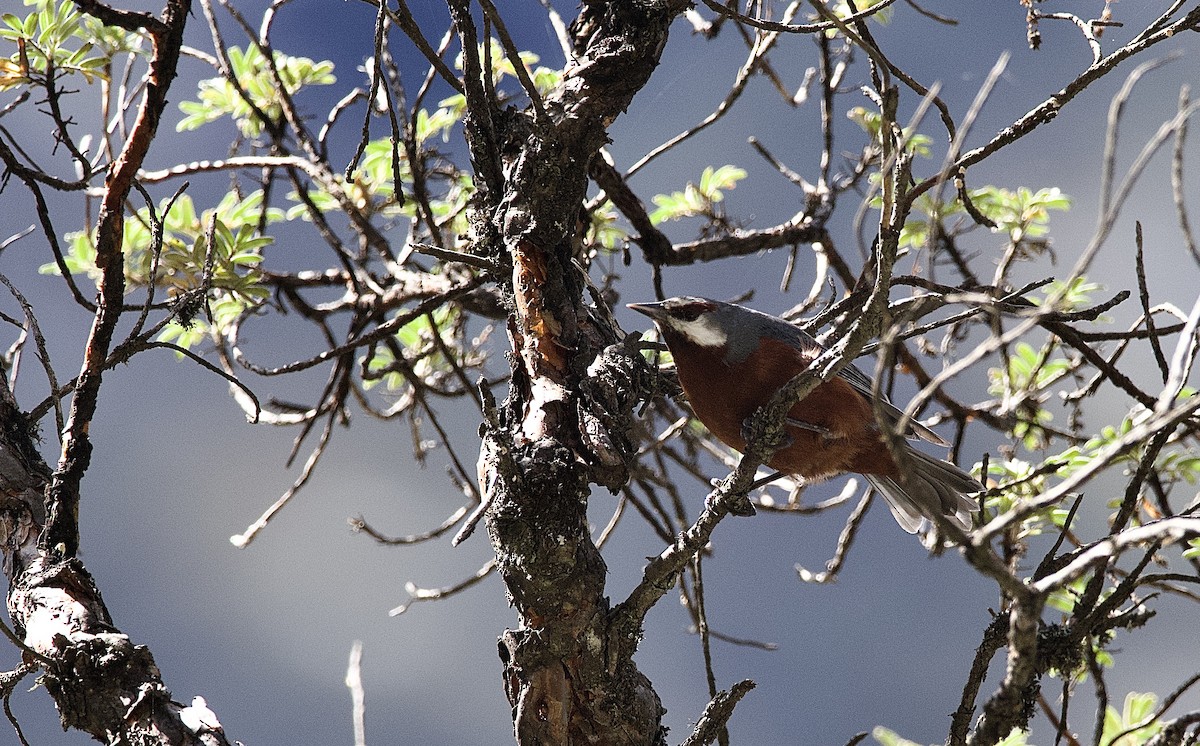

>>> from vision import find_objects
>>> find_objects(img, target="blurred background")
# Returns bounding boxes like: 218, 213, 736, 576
1, 1, 1198, 744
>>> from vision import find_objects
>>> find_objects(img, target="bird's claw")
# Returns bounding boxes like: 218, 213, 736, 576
729, 495, 756, 516
741, 417, 795, 451
740, 415, 831, 450
707, 491, 756, 517
785, 417, 832, 438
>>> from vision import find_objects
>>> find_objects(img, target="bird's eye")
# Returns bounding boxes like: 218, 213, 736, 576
673, 306, 704, 322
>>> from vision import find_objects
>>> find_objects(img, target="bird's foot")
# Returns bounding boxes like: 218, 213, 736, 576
707, 490, 756, 517
785, 417, 833, 438
740, 417, 795, 452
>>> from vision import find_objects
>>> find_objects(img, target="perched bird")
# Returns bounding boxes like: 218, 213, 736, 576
629, 296, 982, 533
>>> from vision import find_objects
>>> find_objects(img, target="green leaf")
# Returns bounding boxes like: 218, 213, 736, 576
176, 45, 335, 136
833, 0, 893, 24
1100, 692, 1162, 746
847, 106, 929, 156
969, 185, 1071, 246
416, 106, 459, 144
1, 0, 121, 83
871, 726, 925, 746
996, 730, 1030, 746
698, 165, 746, 200
1035, 276, 1101, 313
586, 201, 630, 252
649, 166, 744, 225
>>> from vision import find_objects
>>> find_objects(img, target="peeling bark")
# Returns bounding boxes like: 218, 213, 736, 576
467, 1, 689, 742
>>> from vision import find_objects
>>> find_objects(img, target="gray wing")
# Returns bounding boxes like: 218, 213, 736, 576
831, 361, 947, 446
761, 312, 948, 447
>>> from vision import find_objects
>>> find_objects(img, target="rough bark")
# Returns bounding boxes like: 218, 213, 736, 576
1, 371, 230, 745
0, 0, 234, 742
466, 1, 689, 743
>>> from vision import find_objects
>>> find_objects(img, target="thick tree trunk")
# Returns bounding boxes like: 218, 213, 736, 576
462, 1, 688, 742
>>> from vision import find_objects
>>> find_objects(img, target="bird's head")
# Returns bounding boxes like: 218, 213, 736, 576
627, 297, 731, 349
629, 296, 804, 365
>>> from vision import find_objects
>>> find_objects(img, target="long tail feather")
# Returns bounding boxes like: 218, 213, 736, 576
865, 448, 982, 534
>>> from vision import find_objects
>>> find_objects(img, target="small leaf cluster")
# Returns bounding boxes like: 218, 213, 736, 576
361, 306, 457, 391
973, 186, 1071, 249
982, 457, 1074, 543
832, 0, 894, 24
1, 0, 141, 89
298, 143, 472, 236
1101, 692, 1163, 746
850, 106, 932, 157
1063, 389, 1200, 501
43, 191, 275, 350
361, 305, 487, 399
988, 387, 1200, 558
897, 186, 1070, 254
584, 201, 631, 255
987, 340, 1075, 451
850, 106, 1070, 256
177, 45, 335, 136
982, 278, 1121, 453
438, 41, 562, 121
1030, 276, 1103, 314
1043, 572, 1119, 653
649, 165, 746, 226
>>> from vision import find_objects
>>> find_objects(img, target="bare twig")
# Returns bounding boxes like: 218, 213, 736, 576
678, 679, 756, 746
388, 560, 496, 616
345, 641, 367, 746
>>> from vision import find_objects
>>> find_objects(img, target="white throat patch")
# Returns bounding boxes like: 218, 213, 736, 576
666, 316, 727, 348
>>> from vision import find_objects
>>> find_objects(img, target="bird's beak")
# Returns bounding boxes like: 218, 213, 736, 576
627, 301, 669, 322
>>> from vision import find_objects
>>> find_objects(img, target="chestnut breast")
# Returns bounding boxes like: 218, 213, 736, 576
667, 334, 901, 481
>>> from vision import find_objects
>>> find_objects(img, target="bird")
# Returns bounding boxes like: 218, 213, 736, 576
628, 296, 982, 533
